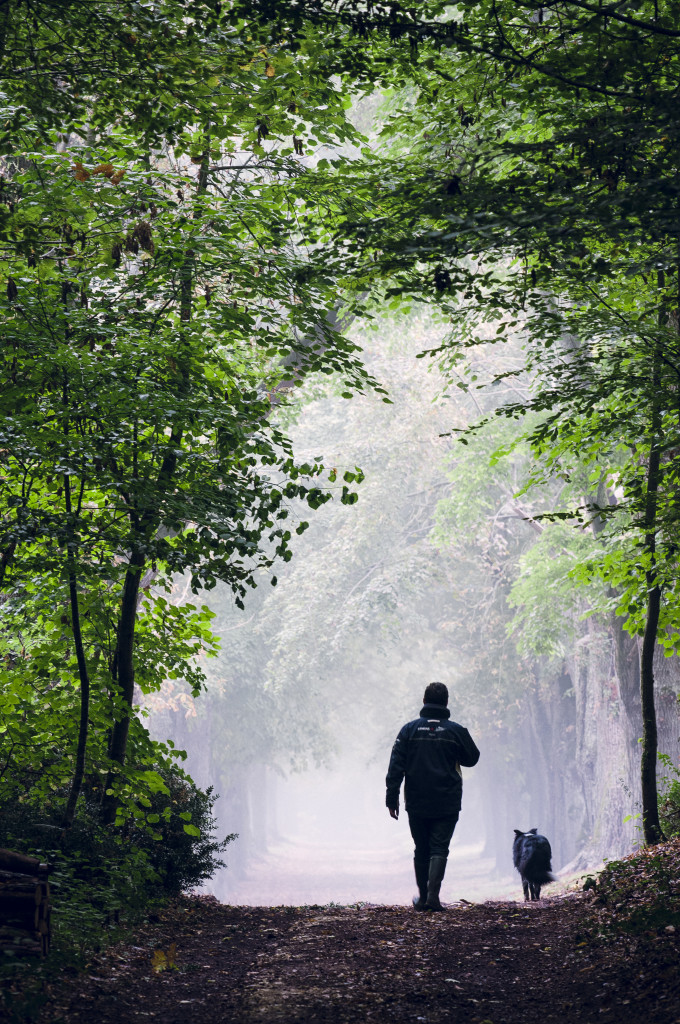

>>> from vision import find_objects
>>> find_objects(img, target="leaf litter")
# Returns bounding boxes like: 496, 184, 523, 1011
24, 840, 680, 1023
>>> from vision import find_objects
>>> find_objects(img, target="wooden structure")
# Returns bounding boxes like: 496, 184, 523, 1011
0, 848, 51, 957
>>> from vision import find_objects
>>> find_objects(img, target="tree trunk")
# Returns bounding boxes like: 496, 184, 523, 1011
62, 559, 91, 827
640, 576, 664, 843
61, 427, 92, 827
102, 552, 144, 823
561, 612, 642, 867
639, 285, 665, 846
613, 618, 641, 726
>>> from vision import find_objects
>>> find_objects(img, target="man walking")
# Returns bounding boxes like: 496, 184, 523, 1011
386, 682, 480, 911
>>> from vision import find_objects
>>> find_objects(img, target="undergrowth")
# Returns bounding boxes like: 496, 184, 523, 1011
586, 837, 680, 937
0, 773, 235, 1023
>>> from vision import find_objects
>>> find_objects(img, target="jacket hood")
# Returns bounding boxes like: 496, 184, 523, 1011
419, 703, 450, 720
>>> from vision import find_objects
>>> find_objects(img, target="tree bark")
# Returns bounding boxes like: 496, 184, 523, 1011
62, 554, 91, 827
103, 549, 145, 819
640, 574, 664, 843
61, 404, 92, 827
639, 280, 666, 846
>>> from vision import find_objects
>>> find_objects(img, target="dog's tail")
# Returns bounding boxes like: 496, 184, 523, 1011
527, 866, 556, 885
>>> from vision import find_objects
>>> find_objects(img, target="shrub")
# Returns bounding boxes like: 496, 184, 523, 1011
127, 769, 237, 894
0, 767, 236, 956
659, 779, 680, 840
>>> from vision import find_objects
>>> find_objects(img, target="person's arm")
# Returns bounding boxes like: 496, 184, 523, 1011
454, 725, 480, 767
385, 725, 408, 818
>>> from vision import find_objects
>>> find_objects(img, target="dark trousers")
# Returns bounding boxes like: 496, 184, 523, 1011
408, 813, 459, 863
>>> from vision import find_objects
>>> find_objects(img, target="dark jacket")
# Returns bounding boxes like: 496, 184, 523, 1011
385, 704, 480, 818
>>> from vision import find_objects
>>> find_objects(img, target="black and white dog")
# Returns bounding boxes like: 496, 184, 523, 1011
513, 828, 556, 901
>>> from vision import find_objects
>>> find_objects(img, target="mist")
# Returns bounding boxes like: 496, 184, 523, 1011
145, 310, 680, 905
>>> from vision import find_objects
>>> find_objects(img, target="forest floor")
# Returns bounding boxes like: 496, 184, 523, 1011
27, 870, 680, 1024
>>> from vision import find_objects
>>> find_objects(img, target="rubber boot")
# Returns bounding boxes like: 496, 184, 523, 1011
412, 858, 429, 911
426, 855, 447, 911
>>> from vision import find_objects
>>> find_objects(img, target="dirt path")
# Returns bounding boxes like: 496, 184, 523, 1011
38, 893, 680, 1024
212, 839, 516, 906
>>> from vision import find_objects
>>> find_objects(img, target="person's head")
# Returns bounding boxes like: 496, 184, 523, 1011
423, 681, 448, 707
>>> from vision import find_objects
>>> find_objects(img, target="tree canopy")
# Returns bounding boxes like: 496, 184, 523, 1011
2, 0, 680, 915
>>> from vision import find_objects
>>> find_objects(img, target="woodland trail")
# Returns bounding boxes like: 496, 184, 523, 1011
212, 837, 518, 907
37, 892, 680, 1024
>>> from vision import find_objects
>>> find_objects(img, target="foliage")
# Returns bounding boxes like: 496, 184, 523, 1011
0, 776, 231, 1020
336, 0, 680, 616
0, 766, 232, 1023
146, 310, 459, 777
508, 521, 606, 660
589, 838, 680, 934
0, 580, 215, 808
659, 780, 680, 839
0, 0, 382, 832
142, 315, 585, 870
0, 0, 369, 150
308, 0, 680, 843
658, 753, 680, 839
3, 0, 680, 889
0, 765, 233, 905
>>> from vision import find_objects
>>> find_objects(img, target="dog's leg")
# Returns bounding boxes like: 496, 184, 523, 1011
522, 879, 530, 901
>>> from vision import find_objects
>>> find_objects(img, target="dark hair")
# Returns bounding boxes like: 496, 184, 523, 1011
423, 682, 448, 706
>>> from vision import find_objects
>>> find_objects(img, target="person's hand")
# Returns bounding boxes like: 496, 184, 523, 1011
388, 807, 399, 820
